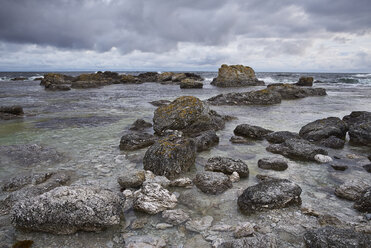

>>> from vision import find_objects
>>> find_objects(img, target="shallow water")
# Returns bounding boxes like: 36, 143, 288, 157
0, 72, 371, 247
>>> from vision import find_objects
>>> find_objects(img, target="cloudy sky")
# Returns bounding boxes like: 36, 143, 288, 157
0, 0, 370, 72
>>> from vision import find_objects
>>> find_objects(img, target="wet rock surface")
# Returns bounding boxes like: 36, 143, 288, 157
334, 180, 370, 201
258, 157, 288, 171
129, 119, 152, 131
267, 84, 327, 99
295, 76, 313, 86
193, 130, 219, 152
353, 187, 371, 213
320, 136, 346, 149
162, 209, 190, 225
207, 89, 281, 106
119, 132, 156, 151
234, 124, 273, 140
117, 170, 146, 189
179, 79, 203, 89
218, 234, 277, 248
0, 106, 24, 120
193, 171, 232, 195
211, 64, 265, 87
205, 156, 249, 177
265, 131, 300, 144
299, 117, 347, 142
343, 111, 371, 147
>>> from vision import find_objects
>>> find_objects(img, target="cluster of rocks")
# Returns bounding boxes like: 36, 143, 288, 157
0, 105, 24, 120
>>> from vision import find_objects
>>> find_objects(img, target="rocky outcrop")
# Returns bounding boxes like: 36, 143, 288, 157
205, 156, 249, 177
117, 170, 146, 189
193, 171, 232, 194
211, 64, 265, 87
266, 138, 328, 161
295, 76, 313, 86
129, 119, 153, 131
267, 84, 327, 99
257, 157, 288, 171
265, 131, 300, 144
179, 79, 203, 89
143, 134, 196, 179
207, 89, 281, 106
137, 72, 159, 82
119, 132, 156, 151
343, 111, 371, 146
299, 117, 348, 142
11, 186, 123, 234
0, 106, 24, 120
353, 187, 371, 212
71, 80, 110, 89
334, 180, 370, 201
193, 130, 219, 152
237, 179, 302, 214
153, 96, 226, 135
119, 74, 141, 84
234, 124, 273, 140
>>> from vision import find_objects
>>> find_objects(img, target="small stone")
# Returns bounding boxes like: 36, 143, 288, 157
229, 172, 240, 183
234, 222, 255, 238
162, 209, 190, 225
205, 156, 249, 177
314, 154, 333, 163
330, 164, 348, 171
185, 216, 214, 233
155, 223, 173, 229
193, 171, 232, 195
257, 157, 288, 171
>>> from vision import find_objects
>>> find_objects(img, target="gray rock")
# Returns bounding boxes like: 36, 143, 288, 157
258, 157, 288, 171
207, 89, 281, 106
331, 164, 348, 171
1, 172, 54, 192
185, 216, 213, 233
299, 117, 348, 142
295, 76, 313, 86
230, 135, 253, 144
343, 111, 371, 146
354, 187, 371, 213
137, 72, 159, 82
193, 171, 232, 195
119, 132, 156, 151
162, 209, 190, 225
303, 226, 370, 248
320, 136, 346, 149
117, 170, 146, 189
210, 64, 264, 87
129, 119, 152, 131
265, 131, 300, 144
144, 171, 171, 187
180, 79, 203, 89
334, 180, 370, 201
267, 84, 327, 99
234, 124, 273, 140
266, 138, 328, 161
229, 172, 240, 183
44, 82, 71, 91
133, 183, 177, 214
0, 106, 24, 120
193, 130, 219, 152
149, 100, 171, 107
205, 156, 249, 177
124, 235, 166, 248
169, 177, 193, 187
234, 222, 255, 238
218, 234, 277, 248
11, 186, 123, 234
363, 164, 371, 173
143, 135, 196, 179
237, 179, 302, 214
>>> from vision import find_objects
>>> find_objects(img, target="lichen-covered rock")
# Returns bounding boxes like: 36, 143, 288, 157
117, 170, 146, 189
193, 130, 219, 152
162, 209, 190, 225
299, 117, 348, 142
143, 135, 196, 179
258, 157, 288, 171
295, 76, 313, 86
205, 156, 249, 177
40, 73, 73, 86
11, 186, 124, 234
265, 131, 300, 144
120, 74, 141, 84
129, 119, 153, 131
267, 84, 327, 99
158, 72, 174, 82
237, 179, 302, 214
133, 183, 177, 214
353, 187, 371, 213
303, 226, 370, 248
320, 136, 346, 149
180, 79, 203, 89
234, 124, 273, 140
171, 73, 187, 82
266, 138, 328, 161
153, 96, 226, 135
211, 64, 265, 87
334, 180, 370, 201
119, 132, 156, 151
207, 89, 281, 106
193, 171, 232, 195
342, 111, 371, 147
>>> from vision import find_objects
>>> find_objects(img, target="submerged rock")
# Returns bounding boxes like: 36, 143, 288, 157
265, 131, 300, 144
0, 105, 24, 120
117, 170, 146, 189
334, 180, 370, 201
11, 186, 123, 234
237, 179, 302, 214
185, 216, 214, 233
162, 209, 190, 225
234, 124, 273, 140
353, 187, 371, 213
124, 235, 166, 248
257, 157, 288, 171
218, 234, 277, 248
299, 117, 348, 142
193, 130, 219, 152
205, 156, 249, 177
193, 171, 232, 195
149, 99, 171, 107
129, 119, 152, 131
207, 89, 281, 106
343, 111, 371, 146
211, 64, 265, 87
119, 132, 156, 151
295, 76, 313, 86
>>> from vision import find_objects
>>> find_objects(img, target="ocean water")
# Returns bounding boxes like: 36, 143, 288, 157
0, 71, 371, 247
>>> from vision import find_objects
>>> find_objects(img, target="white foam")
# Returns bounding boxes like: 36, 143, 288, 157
353, 73, 371, 78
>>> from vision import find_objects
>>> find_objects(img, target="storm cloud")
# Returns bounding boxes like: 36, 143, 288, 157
0, 0, 370, 71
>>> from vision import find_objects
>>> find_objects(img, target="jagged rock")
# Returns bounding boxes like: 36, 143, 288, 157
169, 177, 193, 188
211, 64, 265, 87
162, 209, 190, 225
185, 216, 213, 233
149, 100, 171, 107
354, 187, 371, 212
267, 84, 327, 99
153, 96, 226, 135
193, 130, 219, 152
335, 180, 370, 201
265, 131, 300, 144
303, 226, 370, 248
124, 235, 166, 248
11, 186, 123, 234
218, 234, 277, 248
266, 138, 328, 161
119, 132, 156, 151
193, 171, 232, 195
133, 183, 177, 214
234, 222, 255, 238
257, 157, 288, 171
129, 119, 152, 131
229, 172, 240, 183
143, 135, 196, 179
295, 76, 313, 86
299, 117, 348, 142
237, 179, 302, 214
180, 79, 203, 89
117, 170, 146, 189
207, 89, 281, 106
363, 164, 371, 173
320, 136, 346, 149
314, 154, 333, 163
343, 111, 371, 146
205, 157, 249, 177
234, 124, 273, 140
137, 72, 159, 82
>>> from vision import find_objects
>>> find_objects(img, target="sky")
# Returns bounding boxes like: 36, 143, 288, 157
0, 0, 370, 72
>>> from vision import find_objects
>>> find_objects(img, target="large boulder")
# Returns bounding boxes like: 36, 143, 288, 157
303, 226, 370, 248
299, 117, 348, 142
143, 134, 196, 179
205, 156, 249, 177
153, 96, 225, 135
353, 187, 371, 213
266, 138, 328, 161
237, 179, 302, 214
119, 132, 156, 151
267, 84, 327, 99
207, 89, 281, 106
343, 111, 371, 146
234, 124, 273, 140
211, 64, 265, 87
265, 131, 300, 144
193, 171, 232, 194
295, 76, 313, 86
11, 186, 124, 234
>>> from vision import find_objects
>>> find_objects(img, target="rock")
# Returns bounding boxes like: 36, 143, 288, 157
234, 222, 255, 238
207, 89, 281, 106
266, 138, 328, 161
133, 183, 177, 214
334, 180, 370, 201
144, 175, 170, 188
180, 79, 203, 89
124, 235, 166, 248
143, 135, 196, 179
171, 73, 187, 82
169, 177, 193, 188
184, 234, 211, 248
0, 106, 24, 115
265, 131, 300, 144
354, 187, 371, 212
129, 119, 152, 131
363, 164, 371, 173
1, 172, 54, 192
234, 124, 273, 140
158, 72, 174, 82
155, 223, 173, 229
40, 73, 73, 86
267, 84, 327, 99
44, 82, 71, 91
11, 186, 123, 234
137, 72, 159, 82
331, 164, 348, 171
343, 111, 371, 146
299, 117, 348, 142
230, 136, 253, 144
119, 132, 156, 151
153, 96, 226, 135
130, 217, 148, 230
149, 100, 171, 107
185, 216, 213, 233
211, 64, 265, 87
257, 157, 288, 171
303, 226, 370, 248
314, 154, 333, 163
205, 157, 249, 177
162, 209, 190, 225
320, 136, 346, 149
117, 170, 146, 189
229, 172, 240, 183
71, 80, 110, 89
318, 214, 342, 226
119, 74, 141, 84
11, 77, 27, 81
255, 174, 278, 182
218, 234, 277, 248
193, 130, 219, 152
295, 76, 313, 86
237, 179, 302, 214
193, 171, 232, 195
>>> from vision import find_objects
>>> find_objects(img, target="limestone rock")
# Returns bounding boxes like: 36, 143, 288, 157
258, 157, 288, 171
335, 180, 370, 201
193, 171, 232, 195
205, 156, 249, 177
162, 209, 190, 225
117, 170, 146, 189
